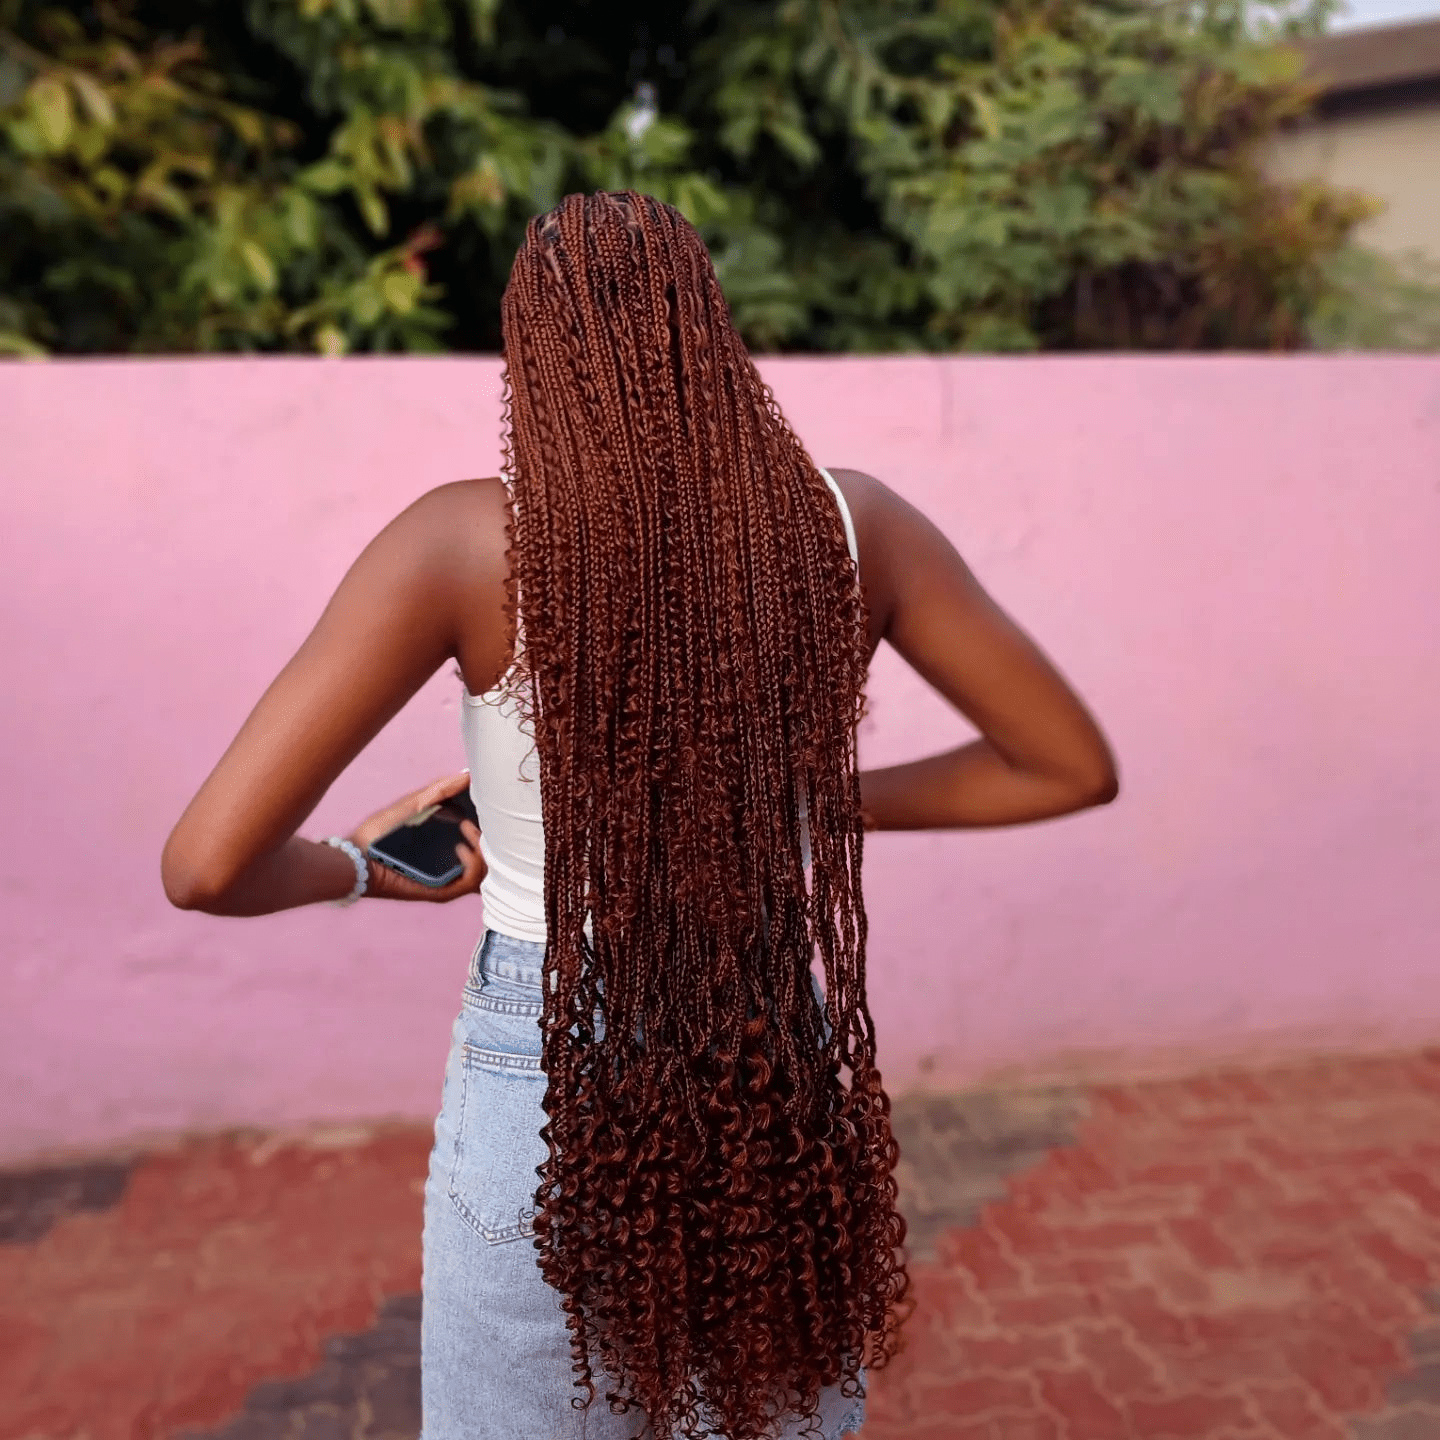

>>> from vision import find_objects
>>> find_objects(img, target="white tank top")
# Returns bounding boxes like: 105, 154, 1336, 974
461, 468, 860, 944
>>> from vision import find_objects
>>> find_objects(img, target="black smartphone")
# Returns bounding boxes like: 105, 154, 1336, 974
366, 790, 480, 888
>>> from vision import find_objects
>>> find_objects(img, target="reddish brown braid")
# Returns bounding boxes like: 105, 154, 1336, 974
496, 190, 914, 1440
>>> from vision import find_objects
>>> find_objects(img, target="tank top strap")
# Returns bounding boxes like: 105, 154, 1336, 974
818, 467, 860, 577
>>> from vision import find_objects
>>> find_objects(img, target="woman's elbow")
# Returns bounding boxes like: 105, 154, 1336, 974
1088, 771, 1120, 807
161, 835, 227, 912
162, 861, 212, 912
1050, 750, 1119, 813
1078, 758, 1120, 809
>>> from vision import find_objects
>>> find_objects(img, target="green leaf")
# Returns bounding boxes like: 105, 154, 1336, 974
226, 107, 268, 149
239, 240, 278, 291
671, 173, 729, 228
1025, 181, 1093, 241
5, 118, 45, 157
768, 118, 821, 169
1102, 68, 1186, 127
467, 0, 504, 46
315, 323, 348, 355
136, 173, 192, 221
364, 0, 422, 28
73, 124, 107, 166
91, 165, 129, 204
0, 331, 48, 359
602, 107, 687, 169
351, 284, 384, 326
965, 89, 1002, 141
1222, 42, 1304, 87
355, 185, 388, 234
27, 76, 73, 151
68, 73, 115, 129
719, 109, 762, 159
301, 160, 351, 194
382, 269, 419, 312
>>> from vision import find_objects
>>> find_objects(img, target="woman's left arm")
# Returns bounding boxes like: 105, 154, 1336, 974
161, 479, 504, 916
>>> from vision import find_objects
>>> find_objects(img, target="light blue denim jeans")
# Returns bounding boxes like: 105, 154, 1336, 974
420, 928, 868, 1439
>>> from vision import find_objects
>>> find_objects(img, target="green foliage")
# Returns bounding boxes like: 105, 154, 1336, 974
0, 0, 1395, 354
1307, 247, 1440, 352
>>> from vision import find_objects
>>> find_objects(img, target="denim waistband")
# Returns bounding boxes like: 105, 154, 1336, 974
469, 928, 546, 989
466, 927, 833, 1036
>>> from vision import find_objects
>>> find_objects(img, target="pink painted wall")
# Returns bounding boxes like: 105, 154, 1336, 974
2, 356, 1438, 1165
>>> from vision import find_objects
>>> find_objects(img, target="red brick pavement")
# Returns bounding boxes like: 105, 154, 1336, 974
869, 1049, 1440, 1440
1, 1127, 429, 1440
4, 1047, 1440, 1439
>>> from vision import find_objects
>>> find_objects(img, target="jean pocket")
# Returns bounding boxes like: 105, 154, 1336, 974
447, 1040, 550, 1245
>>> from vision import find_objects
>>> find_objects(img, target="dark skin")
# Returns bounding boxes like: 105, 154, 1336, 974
161, 469, 1118, 916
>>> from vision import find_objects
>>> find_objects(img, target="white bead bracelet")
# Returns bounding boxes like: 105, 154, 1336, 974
324, 835, 368, 907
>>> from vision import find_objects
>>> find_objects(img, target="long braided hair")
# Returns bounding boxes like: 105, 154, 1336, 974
496, 190, 913, 1440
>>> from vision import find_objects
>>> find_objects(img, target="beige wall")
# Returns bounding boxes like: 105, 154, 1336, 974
1262, 101, 1440, 262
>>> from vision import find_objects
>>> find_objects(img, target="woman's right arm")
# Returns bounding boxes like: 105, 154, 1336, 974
852, 474, 1118, 831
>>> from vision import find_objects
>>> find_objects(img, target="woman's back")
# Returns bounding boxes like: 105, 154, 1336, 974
462, 468, 862, 945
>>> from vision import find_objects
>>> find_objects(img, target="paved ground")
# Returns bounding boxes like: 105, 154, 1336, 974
4, 1047, 1440, 1439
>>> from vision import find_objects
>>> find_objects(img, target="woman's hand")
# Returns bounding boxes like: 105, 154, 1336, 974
350, 770, 487, 903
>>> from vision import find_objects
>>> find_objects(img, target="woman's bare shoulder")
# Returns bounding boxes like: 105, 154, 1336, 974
422, 475, 511, 552
821, 467, 901, 628
416, 477, 513, 687
822, 466, 894, 535
402, 475, 512, 598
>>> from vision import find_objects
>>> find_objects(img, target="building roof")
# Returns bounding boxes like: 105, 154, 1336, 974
1298, 15, 1440, 98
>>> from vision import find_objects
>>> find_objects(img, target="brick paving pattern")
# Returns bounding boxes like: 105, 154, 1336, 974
1, 1127, 429, 1440
3, 1047, 1440, 1439
0, 1159, 134, 1245
869, 1052, 1440, 1440
177, 1294, 423, 1440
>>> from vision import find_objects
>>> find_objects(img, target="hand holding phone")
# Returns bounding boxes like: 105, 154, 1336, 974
343, 772, 486, 902
367, 789, 480, 888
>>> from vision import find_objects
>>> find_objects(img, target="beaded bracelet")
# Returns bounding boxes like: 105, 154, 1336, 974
324, 835, 368, 907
